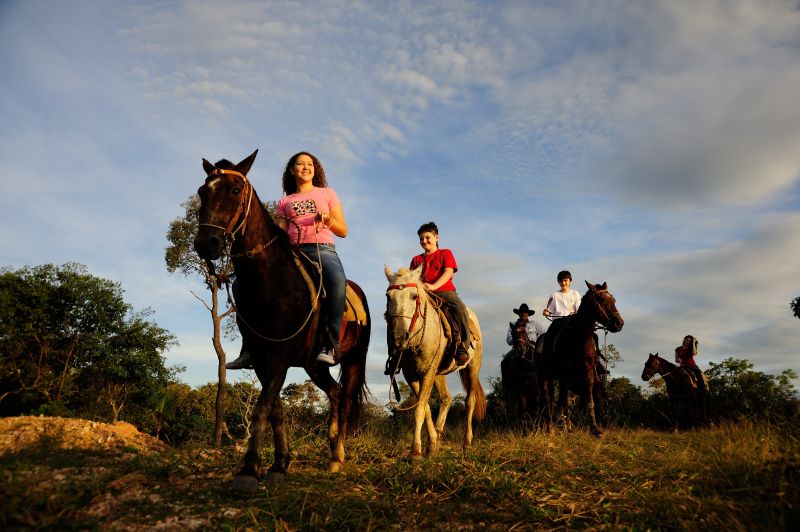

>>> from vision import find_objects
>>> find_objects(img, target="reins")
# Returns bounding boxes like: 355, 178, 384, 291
384, 282, 444, 411
200, 167, 326, 345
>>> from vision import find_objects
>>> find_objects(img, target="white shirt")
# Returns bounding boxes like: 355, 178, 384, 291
546, 289, 581, 317
506, 318, 547, 345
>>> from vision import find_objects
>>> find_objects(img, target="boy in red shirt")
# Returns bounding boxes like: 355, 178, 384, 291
410, 221, 471, 366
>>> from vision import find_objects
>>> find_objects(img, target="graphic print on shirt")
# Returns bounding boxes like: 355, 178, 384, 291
291, 199, 318, 216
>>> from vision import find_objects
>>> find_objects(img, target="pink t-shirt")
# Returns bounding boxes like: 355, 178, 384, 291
277, 187, 341, 244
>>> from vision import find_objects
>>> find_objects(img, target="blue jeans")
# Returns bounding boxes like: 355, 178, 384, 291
299, 243, 346, 349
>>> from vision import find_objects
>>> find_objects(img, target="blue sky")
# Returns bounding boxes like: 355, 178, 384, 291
2, 0, 799, 403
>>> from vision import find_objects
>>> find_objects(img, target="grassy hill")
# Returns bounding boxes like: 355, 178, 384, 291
1, 417, 797, 530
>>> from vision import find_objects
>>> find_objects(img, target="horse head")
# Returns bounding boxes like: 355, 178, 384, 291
194, 150, 259, 260
641, 352, 660, 381
511, 318, 533, 359
384, 264, 427, 351
583, 281, 624, 332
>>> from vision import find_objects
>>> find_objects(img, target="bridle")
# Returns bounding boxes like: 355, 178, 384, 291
585, 289, 620, 330
512, 320, 535, 363
198, 168, 255, 239
385, 282, 426, 343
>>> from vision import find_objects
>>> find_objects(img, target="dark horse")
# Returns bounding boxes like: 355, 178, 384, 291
539, 281, 623, 437
642, 353, 709, 430
193, 150, 371, 493
500, 318, 549, 431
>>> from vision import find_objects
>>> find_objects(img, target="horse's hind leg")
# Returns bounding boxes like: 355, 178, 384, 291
432, 375, 451, 440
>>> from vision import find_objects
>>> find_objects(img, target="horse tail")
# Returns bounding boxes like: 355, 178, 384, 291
459, 371, 487, 422
341, 281, 371, 433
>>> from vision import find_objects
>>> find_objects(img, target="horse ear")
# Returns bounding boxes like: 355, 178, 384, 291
236, 149, 259, 176
202, 158, 215, 175
585, 280, 593, 290
600, 282, 608, 290
384, 264, 394, 282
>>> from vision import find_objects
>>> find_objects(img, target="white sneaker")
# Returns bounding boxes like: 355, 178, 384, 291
225, 351, 252, 370
316, 348, 335, 365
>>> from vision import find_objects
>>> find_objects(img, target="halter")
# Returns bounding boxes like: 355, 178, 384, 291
385, 282, 425, 338
384, 280, 444, 412
199, 168, 255, 239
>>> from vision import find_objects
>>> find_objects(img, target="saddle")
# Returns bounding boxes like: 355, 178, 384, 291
428, 292, 478, 365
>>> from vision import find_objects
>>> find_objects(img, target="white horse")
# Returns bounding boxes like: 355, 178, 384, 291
384, 265, 486, 460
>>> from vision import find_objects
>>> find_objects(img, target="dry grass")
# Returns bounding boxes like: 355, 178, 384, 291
0, 417, 797, 530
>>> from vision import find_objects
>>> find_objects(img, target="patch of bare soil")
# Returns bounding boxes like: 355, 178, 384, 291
0, 415, 168, 456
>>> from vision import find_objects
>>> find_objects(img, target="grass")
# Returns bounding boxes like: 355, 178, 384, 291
1, 420, 798, 530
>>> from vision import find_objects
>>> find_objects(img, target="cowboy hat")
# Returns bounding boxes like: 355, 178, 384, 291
513, 303, 534, 316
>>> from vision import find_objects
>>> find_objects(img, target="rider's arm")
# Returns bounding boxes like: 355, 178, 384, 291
424, 267, 454, 291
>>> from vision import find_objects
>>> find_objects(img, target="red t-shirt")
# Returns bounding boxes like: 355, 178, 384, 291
675, 346, 698, 368
410, 248, 458, 292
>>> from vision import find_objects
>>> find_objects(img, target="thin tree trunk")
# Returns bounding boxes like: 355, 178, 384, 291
211, 282, 226, 447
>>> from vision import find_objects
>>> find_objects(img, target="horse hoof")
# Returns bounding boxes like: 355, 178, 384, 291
411, 453, 424, 463
265, 471, 286, 489
592, 429, 604, 439
328, 461, 342, 473
231, 475, 259, 495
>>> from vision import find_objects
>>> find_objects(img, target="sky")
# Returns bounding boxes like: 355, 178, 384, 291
2, 0, 799, 404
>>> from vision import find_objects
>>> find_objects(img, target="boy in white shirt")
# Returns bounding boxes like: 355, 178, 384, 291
542, 270, 581, 318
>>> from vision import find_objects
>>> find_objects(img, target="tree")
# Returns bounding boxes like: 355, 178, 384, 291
706, 357, 799, 422
166, 194, 235, 446
0, 263, 177, 421
165, 194, 277, 446
791, 297, 800, 320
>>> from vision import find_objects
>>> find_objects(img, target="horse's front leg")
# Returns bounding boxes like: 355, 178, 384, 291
407, 374, 437, 460
232, 369, 288, 493
585, 376, 603, 438
308, 366, 343, 472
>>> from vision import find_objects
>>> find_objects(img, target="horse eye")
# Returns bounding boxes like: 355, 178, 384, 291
411, 293, 417, 300
232, 187, 241, 195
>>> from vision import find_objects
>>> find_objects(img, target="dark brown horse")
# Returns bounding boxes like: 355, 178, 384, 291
641, 353, 709, 430
500, 318, 549, 431
193, 151, 371, 493
539, 281, 623, 437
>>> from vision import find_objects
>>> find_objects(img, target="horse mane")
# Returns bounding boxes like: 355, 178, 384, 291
213, 158, 235, 168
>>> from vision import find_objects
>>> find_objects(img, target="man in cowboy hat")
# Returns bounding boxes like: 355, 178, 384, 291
506, 303, 546, 346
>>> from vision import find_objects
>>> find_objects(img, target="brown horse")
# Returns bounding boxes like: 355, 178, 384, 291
539, 281, 623, 437
500, 318, 549, 432
641, 353, 709, 430
193, 150, 371, 493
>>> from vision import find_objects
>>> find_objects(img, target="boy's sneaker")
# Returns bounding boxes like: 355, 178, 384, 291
316, 348, 336, 366
226, 351, 253, 370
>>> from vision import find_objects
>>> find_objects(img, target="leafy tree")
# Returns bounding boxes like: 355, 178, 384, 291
706, 357, 799, 423
791, 296, 800, 320
0, 263, 177, 421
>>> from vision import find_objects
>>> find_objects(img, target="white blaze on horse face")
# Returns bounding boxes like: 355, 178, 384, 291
206, 177, 221, 190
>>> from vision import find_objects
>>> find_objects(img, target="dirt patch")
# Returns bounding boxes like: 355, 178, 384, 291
0, 415, 168, 456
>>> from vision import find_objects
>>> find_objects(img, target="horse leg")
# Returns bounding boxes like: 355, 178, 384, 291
232, 370, 288, 493
308, 366, 343, 472
585, 377, 603, 438
432, 375, 451, 444
407, 376, 437, 461
459, 361, 486, 451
